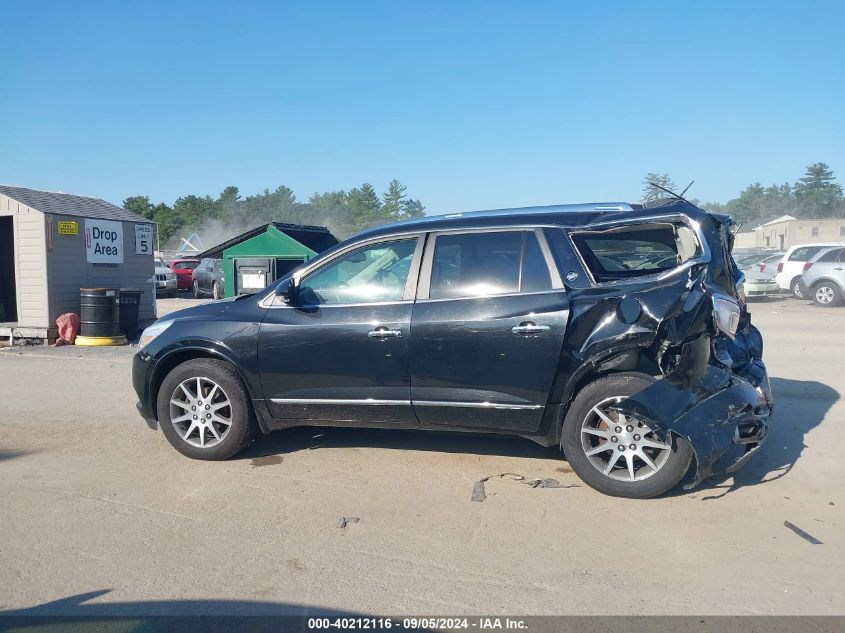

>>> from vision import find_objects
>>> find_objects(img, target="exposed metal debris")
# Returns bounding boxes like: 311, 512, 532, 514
336, 516, 360, 528
471, 473, 579, 502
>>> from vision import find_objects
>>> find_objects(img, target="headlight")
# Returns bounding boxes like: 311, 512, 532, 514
139, 320, 173, 350
712, 294, 741, 340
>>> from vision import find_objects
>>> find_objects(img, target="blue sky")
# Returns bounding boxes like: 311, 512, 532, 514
2, 0, 844, 214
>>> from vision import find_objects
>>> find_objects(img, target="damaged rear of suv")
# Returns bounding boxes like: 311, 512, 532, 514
133, 198, 771, 499
552, 200, 771, 497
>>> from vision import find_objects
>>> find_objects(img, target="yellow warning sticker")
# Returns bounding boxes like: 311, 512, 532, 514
57, 221, 78, 235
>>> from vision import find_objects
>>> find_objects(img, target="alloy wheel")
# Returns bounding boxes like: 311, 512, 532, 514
815, 286, 835, 305
169, 377, 233, 448
580, 396, 672, 482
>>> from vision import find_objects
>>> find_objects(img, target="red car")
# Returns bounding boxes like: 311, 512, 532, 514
168, 258, 201, 291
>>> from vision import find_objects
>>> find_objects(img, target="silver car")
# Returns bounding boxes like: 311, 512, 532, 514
800, 246, 845, 307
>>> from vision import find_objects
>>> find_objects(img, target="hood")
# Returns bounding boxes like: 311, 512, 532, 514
156, 296, 239, 323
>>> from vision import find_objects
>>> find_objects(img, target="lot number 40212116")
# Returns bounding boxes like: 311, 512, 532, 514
135, 223, 153, 255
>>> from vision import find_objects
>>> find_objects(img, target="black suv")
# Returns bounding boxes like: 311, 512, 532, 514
133, 200, 771, 498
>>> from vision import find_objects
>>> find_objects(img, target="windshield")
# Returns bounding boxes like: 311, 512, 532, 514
172, 261, 199, 270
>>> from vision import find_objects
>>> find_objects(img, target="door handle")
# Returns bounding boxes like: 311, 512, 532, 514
835, 267, 843, 271
511, 322, 550, 335
368, 327, 402, 339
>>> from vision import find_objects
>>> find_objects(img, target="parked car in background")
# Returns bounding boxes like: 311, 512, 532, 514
775, 243, 842, 298
168, 258, 201, 291
734, 253, 771, 271
154, 259, 178, 298
733, 253, 782, 299
799, 246, 845, 307
743, 270, 780, 299
756, 253, 784, 275
134, 200, 772, 499
192, 258, 225, 299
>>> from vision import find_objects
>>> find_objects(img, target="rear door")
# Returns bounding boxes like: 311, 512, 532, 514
410, 229, 568, 433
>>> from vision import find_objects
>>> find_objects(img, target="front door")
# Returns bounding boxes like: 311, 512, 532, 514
258, 235, 423, 425
410, 229, 569, 433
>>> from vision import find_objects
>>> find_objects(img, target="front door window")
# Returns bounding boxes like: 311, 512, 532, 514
300, 239, 417, 305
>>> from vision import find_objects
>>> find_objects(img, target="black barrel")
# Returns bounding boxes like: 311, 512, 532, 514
80, 288, 118, 337
118, 288, 142, 339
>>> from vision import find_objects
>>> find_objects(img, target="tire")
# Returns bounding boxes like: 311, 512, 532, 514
561, 373, 693, 498
192, 280, 201, 298
790, 277, 804, 299
811, 281, 842, 307
212, 282, 221, 300
156, 358, 257, 460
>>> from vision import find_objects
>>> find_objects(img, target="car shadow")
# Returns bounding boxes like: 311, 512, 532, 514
242, 377, 836, 499
0, 589, 370, 621
240, 424, 560, 461
691, 377, 838, 499
0, 449, 29, 463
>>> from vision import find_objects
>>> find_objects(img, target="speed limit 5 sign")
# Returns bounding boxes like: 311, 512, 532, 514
135, 223, 153, 255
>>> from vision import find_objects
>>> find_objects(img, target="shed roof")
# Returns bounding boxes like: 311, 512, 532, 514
0, 185, 150, 223
199, 222, 338, 258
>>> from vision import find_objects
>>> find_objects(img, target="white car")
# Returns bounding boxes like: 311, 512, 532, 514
154, 258, 178, 297
775, 243, 843, 298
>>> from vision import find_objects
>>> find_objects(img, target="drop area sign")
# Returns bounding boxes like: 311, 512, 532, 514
85, 219, 124, 263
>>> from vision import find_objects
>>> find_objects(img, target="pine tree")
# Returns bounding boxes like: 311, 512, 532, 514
641, 173, 678, 203
793, 162, 844, 217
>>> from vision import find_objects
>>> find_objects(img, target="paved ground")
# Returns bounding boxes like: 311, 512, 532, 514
0, 296, 842, 616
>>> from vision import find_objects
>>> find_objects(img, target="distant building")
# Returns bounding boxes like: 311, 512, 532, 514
733, 215, 796, 249
753, 217, 845, 250
733, 215, 845, 250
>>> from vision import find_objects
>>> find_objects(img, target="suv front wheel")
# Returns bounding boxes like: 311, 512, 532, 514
157, 358, 257, 460
561, 373, 693, 498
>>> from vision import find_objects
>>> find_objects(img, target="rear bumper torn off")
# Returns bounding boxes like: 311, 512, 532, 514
613, 363, 772, 488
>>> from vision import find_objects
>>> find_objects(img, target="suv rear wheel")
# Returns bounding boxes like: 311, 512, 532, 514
561, 373, 693, 498
791, 277, 804, 299
812, 281, 842, 307
212, 282, 222, 300
192, 280, 201, 298
157, 358, 257, 460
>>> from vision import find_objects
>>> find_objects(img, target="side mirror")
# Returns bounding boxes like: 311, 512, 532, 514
277, 278, 298, 304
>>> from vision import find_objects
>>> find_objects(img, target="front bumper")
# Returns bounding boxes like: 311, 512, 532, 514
133, 352, 156, 421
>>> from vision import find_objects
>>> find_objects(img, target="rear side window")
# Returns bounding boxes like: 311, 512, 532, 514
818, 248, 845, 263
570, 223, 700, 282
428, 231, 552, 299
789, 246, 823, 261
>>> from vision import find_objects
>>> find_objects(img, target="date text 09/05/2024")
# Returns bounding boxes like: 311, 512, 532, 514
307, 617, 528, 630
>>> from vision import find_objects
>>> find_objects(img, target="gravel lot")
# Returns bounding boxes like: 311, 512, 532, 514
0, 296, 842, 616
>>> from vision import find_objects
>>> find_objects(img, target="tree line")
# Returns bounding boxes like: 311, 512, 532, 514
126, 162, 842, 250
123, 180, 425, 249
642, 162, 845, 225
